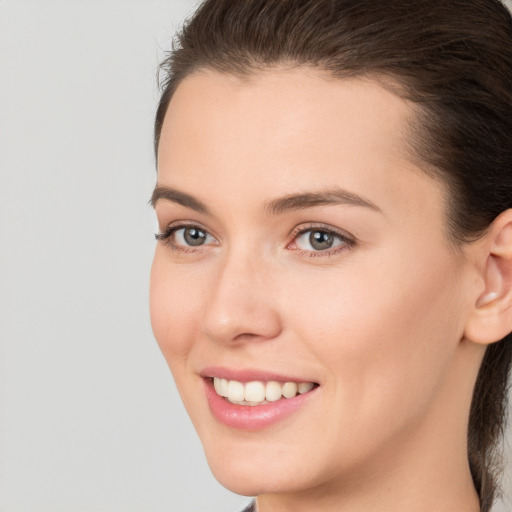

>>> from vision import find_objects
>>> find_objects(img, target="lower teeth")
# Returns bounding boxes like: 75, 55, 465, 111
227, 398, 270, 406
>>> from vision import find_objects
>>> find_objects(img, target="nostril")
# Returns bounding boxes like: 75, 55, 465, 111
233, 332, 262, 342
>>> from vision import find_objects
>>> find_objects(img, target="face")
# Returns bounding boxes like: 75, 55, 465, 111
150, 69, 477, 498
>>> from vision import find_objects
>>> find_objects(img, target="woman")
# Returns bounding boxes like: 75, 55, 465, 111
149, 1, 512, 511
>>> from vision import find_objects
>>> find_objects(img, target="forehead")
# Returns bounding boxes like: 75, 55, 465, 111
157, 68, 446, 227
159, 67, 416, 178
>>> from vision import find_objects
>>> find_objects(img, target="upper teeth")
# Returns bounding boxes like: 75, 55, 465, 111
213, 377, 315, 405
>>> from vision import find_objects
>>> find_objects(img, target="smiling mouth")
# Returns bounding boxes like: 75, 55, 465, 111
212, 377, 318, 406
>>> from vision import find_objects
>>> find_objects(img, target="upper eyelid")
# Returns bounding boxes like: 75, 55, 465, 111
158, 220, 216, 237
290, 223, 354, 241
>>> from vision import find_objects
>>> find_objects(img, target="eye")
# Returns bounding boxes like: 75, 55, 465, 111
174, 226, 210, 246
155, 224, 217, 249
290, 226, 354, 255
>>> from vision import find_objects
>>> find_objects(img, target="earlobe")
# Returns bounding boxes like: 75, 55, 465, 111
464, 210, 512, 345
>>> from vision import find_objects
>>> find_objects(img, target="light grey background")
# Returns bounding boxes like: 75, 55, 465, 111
0, 1, 511, 511
0, 1, 248, 511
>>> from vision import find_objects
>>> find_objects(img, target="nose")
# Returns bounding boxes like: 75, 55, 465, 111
202, 252, 282, 345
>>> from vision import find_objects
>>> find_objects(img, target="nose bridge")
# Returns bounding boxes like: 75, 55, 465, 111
202, 246, 282, 344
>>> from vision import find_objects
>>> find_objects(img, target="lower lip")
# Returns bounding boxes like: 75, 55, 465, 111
204, 379, 317, 430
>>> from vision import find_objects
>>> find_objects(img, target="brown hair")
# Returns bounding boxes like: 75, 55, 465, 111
155, 1, 512, 509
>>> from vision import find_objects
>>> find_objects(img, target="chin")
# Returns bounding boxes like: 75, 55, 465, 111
206, 455, 300, 497
199, 430, 328, 497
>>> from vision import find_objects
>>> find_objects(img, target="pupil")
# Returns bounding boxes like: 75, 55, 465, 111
184, 227, 206, 246
310, 230, 333, 250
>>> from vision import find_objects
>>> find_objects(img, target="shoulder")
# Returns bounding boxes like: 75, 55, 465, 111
240, 500, 256, 512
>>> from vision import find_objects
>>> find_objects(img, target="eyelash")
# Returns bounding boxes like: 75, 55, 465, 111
288, 223, 355, 258
155, 222, 214, 254
155, 222, 355, 257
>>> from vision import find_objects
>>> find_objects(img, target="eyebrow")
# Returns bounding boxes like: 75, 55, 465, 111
265, 188, 381, 215
150, 186, 210, 214
150, 185, 381, 216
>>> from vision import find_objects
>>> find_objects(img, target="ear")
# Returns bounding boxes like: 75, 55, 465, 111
464, 209, 512, 345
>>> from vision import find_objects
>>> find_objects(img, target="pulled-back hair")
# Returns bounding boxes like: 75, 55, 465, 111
155, 1, 512, 509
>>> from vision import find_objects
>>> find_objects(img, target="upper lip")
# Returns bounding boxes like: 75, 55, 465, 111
200, 366, 318, 384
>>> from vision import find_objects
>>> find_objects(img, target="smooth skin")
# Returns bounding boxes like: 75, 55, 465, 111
150, 68, 512, 512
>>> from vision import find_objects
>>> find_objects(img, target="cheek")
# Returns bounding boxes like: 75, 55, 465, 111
283, 247, 465, 426
149, 250, 202, 368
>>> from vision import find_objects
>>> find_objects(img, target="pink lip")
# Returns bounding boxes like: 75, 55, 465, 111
202, 374, 318, 431
200, 366, 316, 383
